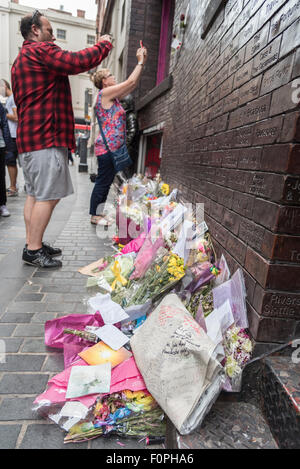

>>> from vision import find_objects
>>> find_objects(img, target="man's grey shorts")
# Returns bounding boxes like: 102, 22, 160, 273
19, 147, 74, 201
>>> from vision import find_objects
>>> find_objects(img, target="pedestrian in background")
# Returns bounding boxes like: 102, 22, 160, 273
0, 103, 12, 217
90, 44, 147, 226
11, 10, 112, 268
1, 79, 19, 197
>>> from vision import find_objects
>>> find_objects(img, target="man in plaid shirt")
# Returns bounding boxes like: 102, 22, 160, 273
11, 10, 112, 268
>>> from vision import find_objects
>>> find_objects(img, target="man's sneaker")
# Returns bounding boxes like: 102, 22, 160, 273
42, 242, 62, 257
24, 242, 62, 258
0, 205, 10, 217
22, 247, 62, 268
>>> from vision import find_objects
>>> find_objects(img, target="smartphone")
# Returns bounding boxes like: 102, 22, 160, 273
140, 40, 144, 48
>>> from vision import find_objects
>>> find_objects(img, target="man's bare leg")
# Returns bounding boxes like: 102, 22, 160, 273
25, 197, 60, 250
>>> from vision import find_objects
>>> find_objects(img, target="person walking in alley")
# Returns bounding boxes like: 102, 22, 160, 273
1, 80, 19, 197
0, 103, 12, 218
11, 10, 112, 267
90, 45, 147, 226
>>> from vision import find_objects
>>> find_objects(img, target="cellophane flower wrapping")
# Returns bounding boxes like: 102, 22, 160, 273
64, 390, 165, 443
222, 325, 253, 392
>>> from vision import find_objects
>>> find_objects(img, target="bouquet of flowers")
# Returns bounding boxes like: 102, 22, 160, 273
222, 325, 253, 392
64, 390, 165, 443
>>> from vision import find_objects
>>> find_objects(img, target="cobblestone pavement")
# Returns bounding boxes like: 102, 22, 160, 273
0, 160, 156, 449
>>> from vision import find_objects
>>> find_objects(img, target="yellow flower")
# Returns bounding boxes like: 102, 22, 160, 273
161, 184, 170, 196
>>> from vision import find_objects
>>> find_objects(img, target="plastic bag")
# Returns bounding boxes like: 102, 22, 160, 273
212, 268, 248, 329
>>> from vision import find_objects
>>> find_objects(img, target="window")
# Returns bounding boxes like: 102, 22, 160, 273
57, 29, 66, 40
156, 0, 175, 86
87, 35, 95, 45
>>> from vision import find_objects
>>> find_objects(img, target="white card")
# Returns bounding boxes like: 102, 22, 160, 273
205, 300, 234, 345
66, 363, 111, 399
94, 324, 130, 350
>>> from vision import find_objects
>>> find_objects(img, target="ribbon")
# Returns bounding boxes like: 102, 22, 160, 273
110, 260, 128, 290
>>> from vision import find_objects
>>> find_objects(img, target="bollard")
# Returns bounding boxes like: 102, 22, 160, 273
78, 134, 89, 173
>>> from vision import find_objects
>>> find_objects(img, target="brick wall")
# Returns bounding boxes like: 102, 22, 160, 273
137, 0, 300, 344
124, 0, 163, 99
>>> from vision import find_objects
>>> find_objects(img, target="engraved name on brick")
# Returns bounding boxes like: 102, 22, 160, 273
252, 36, 281, 76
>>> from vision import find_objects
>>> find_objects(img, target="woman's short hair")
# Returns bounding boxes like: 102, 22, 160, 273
20, 11, 43, 40
93, 69, 110, 90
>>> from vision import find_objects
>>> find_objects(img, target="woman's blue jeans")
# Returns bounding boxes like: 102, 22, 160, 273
89, 152, 116, 216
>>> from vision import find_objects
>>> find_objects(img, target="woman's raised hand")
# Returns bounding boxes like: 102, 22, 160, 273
136, 46, 148, 65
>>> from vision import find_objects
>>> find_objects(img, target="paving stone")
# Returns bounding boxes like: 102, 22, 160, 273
0, 424, 22, 449
40, 285, 71, 293
0, 397, 42, 420
15, 293, 45, 302
19, 424, 88, 449
0, 373, 50, 394
1, 313, 34, 323
45, 303, 75, 313
14, 324, 45, 337
5, 302, 48, 314
21, 339, 49, 353
0, 354, 45, 372
42, 354, 64, 372
0, 324, 16, 337
1, 338, 23, 353
31, 313, 56, 323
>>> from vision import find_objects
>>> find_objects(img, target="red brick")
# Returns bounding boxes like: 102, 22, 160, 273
245, 247, 270, 288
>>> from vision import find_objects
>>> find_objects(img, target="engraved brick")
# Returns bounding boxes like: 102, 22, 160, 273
269, 0, 300, 41
280, 17, 300, 58
228, 47, 246, 76
280, 112, 300, 142
248, 172, 285, 201
233, 60, 253, 89
261, 54, 294, 94
234, 125, 255, 147
222, 208, 240, 235
245, 247, 270, 288
229, 95, 271, 129
237, 146, 262, 170
254, 285, 300, 320
257, 0, 287, 30
244, 22, 270, 63
292, 47, 300, 79
252, 36, 281, 77
239, 218, 265, 252
239, 76, 262, 106
270, 81, 300, 116
223, 90, 240, 113
267, 263, 300, 290
252, 116, 283, 145
219, 75, 235, 99
261, 144, 300, 173
248, 302, 297, 342
252, 198, 280, 231
277, 206, 300, 234
226, 231, 247, 265
232, 192, 255, 218
282, 176, 300, 204
221, 149, 238, 168
271, 234, 300, 262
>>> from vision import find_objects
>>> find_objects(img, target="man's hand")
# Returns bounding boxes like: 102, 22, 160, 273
99, 34, 112, 44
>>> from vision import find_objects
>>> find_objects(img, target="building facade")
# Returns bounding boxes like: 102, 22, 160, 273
0, 0, 96, 121
98, 0, 300, 346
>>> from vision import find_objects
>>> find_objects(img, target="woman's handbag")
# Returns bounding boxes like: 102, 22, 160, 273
96, 113, 132, 172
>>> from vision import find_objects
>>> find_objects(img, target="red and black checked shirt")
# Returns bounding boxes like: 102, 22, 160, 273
11, 40, 112, 154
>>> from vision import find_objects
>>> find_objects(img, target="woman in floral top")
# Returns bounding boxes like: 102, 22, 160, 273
90, 45, 148, 226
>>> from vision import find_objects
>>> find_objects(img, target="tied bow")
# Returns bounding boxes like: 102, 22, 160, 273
110, 260, 128, 290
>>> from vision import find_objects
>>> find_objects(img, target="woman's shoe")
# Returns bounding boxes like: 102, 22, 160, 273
90, 215, 112, 226
0, 205, 10, 217
7, 188, 18, 197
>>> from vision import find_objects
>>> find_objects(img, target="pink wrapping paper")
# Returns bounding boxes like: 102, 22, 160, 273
120, 232, 147, 254
45, 312, 106, 349
130, 226, 165, 280
34, 357, 146, 408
